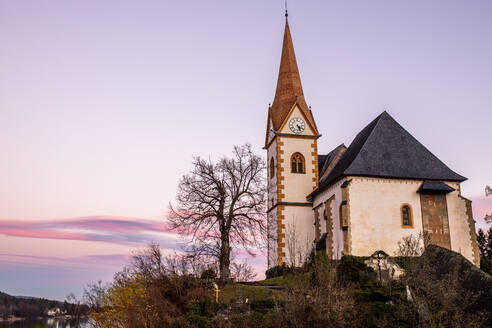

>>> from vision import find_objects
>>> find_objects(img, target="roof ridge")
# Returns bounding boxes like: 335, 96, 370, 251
320, 143, 345, 174
343, 111, 385, 173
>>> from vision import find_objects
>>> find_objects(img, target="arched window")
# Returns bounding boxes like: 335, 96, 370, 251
270, 158, 275, 178
291, 152, 305, 174
401, 204, 413, 227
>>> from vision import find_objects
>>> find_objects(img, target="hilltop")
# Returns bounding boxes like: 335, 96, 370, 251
0, 291, 87, 320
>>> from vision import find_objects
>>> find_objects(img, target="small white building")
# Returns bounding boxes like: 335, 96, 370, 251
47, 308, 61, 316
265, 16, 480, 268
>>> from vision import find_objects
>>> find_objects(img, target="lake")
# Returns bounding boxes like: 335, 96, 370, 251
0, 317, 90, 328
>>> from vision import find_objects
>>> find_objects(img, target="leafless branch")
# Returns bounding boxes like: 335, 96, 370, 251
167, 144, 266, 280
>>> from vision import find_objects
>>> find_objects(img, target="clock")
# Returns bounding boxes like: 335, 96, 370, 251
289, 117, 305, 134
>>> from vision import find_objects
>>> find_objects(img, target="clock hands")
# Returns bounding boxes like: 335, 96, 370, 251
289, 118, 305, 133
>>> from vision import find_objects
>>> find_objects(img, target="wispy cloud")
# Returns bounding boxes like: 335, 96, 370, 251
0, 216, 178, 247
0, 253, 131, 271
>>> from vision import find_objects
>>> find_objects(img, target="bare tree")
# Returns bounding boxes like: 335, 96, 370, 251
285, 219, 312, 267
395, 232, 429, 257
168, 144, 267, 280
230, 261, 257, 282
164, 252, 215, 277
65, 293, 84, 327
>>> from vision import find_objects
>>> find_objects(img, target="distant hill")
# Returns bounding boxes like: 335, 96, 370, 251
14, 295, 40, 300
0, 291, 74, 319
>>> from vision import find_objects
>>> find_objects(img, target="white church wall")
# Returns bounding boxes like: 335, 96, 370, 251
282, 206, 315, 267
348, 177, 423, 257
266, 135, 278, 268
280, 137, 317, 202
446, 182, 477, 264
313, 179, 344, 259
267, 209, 278, 268
267, 138, 278, 208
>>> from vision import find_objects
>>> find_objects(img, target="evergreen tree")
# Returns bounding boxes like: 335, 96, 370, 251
487, 227, 492, 260
477, 229, 487, 258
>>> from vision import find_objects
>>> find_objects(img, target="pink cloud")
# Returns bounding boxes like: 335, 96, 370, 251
0, 253, 130, 266
0, 216, 178, 247
0, 227, 92, 241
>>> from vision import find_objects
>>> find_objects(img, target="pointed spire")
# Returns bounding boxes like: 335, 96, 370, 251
269, 16, 317, 133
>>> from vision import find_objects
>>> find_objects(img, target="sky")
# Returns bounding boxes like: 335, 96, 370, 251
0, 0, 491, 300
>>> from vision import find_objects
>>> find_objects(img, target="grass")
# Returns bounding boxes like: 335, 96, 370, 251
255, 276, 284, 286
216, 283, 285, 305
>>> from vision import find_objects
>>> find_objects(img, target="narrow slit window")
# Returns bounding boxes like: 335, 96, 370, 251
401, 205, 412, 227
270, 158, 275, 178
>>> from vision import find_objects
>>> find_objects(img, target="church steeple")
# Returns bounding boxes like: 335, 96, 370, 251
268, 17, 318, 134
265, 14, 320, 268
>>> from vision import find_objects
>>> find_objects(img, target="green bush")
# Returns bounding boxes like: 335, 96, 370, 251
480, 256, 492, 275
185, 297, 214, 328
265, 264, 288, 279
354, 283, 391, 303
337, 255, 373, 283
200, 268, 216, 280
249, 299, 275, 313
392, 256, 419, 271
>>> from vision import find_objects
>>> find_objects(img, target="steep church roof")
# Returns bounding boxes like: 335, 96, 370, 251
310, 111, 466, 198
318, 144, 346, 179
268, 18, 317, 134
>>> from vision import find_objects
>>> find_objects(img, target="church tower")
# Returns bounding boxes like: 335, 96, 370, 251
265, 15, 320, 267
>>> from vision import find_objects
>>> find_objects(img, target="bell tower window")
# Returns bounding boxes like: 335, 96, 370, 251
291, 152, 305, 174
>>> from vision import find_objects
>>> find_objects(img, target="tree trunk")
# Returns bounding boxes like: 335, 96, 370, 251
219, 235, 231, 281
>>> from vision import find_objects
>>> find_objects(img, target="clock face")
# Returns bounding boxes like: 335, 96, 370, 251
289, 117, 305, 134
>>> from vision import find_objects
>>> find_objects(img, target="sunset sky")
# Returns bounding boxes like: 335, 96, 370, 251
1, 0, 491, 300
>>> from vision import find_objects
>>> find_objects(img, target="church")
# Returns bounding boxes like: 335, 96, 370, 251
265, 16, 480, 268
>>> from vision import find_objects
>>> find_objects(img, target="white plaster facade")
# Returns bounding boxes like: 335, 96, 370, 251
312, 179, 344, 260
309, 176, 478, 265
267, 104, 318, 267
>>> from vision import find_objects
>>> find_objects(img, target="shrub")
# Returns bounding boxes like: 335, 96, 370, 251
185, 298, 214, 328
265, 263, 307, 279
200, 268, 216, 280
265, 264, 288, 279
480, 256, 492, 275
249, 299, 275, 313
354, 283, 391, 303
337, 255, 373, 284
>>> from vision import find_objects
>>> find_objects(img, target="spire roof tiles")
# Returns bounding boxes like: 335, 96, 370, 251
268, 19, 317, 134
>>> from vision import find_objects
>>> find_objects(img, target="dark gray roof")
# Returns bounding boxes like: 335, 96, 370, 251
310, 111, 466, 198
317, 154, 329, 175
318, 144, 345, 180
418, 181, 456, 194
